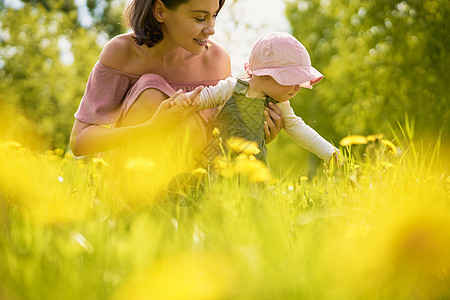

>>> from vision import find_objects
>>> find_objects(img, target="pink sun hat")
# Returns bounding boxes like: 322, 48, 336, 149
245, 32, 323, 89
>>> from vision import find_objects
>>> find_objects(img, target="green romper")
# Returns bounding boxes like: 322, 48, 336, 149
210, 79, 278, 163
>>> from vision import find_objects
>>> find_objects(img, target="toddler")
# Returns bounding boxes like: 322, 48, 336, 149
172, 32, 338, 164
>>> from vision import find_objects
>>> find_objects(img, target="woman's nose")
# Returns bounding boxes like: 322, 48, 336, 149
294, 85, 301, 92
203, 19, 215, 35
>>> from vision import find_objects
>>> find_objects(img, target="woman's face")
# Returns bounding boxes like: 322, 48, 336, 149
160, 0, 220, 55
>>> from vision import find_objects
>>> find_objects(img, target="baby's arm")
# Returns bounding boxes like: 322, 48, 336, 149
280, 101, 338, 162
170, 77, 236, 110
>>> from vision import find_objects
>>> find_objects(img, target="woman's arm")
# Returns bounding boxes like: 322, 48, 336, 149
70, 89, 200, 156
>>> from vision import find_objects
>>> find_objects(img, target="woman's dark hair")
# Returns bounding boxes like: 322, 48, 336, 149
125, 0, 225, 48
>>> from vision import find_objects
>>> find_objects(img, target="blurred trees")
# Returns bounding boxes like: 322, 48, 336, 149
285, 0, 449, 141
1, 0, 448, 152
0, 1, 126, 149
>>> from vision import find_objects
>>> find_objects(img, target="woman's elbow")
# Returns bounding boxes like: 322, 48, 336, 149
70, 135, 83, 157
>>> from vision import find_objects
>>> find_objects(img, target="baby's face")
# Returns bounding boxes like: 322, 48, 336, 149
258, 76, 301, 102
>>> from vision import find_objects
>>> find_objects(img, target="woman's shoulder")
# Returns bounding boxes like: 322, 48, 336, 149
204, 39, 231, 78
99, 33, 136, 70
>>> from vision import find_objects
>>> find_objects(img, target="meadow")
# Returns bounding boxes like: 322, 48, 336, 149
1, 122, 449, 300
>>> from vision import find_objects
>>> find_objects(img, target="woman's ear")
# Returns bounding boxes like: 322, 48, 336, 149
153, 0, 165, 23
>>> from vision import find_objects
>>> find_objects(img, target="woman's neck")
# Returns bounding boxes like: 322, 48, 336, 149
151, 39, 198, 67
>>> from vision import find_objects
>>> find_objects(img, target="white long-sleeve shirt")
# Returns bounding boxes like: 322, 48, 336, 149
193, 77, 337, 161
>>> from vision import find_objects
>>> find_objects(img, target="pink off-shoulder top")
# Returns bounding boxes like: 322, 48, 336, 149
74, 61, 220, 125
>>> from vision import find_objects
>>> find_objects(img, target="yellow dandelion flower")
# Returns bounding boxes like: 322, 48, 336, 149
381, 140, 397, 153
300, 176, 308, 183
125, 158, 155, 171
44, 150, 55, 155
54, 148, 64, 156
366, 134, 384, 142
192, 168, 208, 176
1, 140, 22, 152
380, 161, 395, 169
212, 127, 220, 138
92, 157, 110, 167
233, 159, 271, 182
213, 155, 234, 178
64, 152, 75, 159
112, 252, 235, 300
340, 135, 368, 146
226, 137, 260, 155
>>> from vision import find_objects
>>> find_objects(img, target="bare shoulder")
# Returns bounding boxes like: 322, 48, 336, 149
205, 39, 231, 78
99, 33, 136, 70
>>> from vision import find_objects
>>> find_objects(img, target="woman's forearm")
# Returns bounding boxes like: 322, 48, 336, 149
70, 120, 145, 156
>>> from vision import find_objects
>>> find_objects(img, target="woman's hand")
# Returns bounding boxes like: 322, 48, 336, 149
145, 86, 204, 130
264, 102, 284, 144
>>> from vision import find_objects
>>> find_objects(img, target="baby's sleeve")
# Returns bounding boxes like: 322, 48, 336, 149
195, 77, 237, 110
280, 101, 337, 161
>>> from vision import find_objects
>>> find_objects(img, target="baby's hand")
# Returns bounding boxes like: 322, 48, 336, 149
169, 86, 204, 108
330, 150, 343, 169
170, 93, 192, 108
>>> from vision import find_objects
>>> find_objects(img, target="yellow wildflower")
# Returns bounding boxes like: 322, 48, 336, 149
226, 137, 260, 155
125, 158, 155, 171
366, 134, 384, 142
233, 158, 271, 182
340, 135, 368, 146
381, 140, 397, 153
192, 168, 208, 176
112, 252, 235, 300
213, 155, 234, 178
92, 157, 110, 167
380, 161, 395, 169
44, 150, 55, 155
54, 148, 64, 156
212, 127, 220, 138
299, 176, 308, 183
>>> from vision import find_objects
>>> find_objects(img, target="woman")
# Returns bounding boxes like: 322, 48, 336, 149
70, 0, 283, 175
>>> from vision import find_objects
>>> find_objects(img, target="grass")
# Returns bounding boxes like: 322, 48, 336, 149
0, 128, 449, 300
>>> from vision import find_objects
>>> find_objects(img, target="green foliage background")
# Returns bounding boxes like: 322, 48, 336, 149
286, 0, 449, 140
0, 0, 448, 154
0, 0, 126, 149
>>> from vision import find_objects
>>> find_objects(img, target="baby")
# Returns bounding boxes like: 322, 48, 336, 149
172, 32, 338, 164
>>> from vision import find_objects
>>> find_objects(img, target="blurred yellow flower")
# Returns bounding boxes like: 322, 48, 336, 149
233, 158, 271, 182
1, 140, 22, 152
381, 140, 397, 153
226, 137, 260, 155
192, 168, 208, 176
213, 154, 270, 182
92, 157, 110, 167
380, 161, 395, 169
54, 148, 64, 156
112, 252, 235, 300
299, 176, 308, 183
366, 134, 384, 142
212, 127, 220, 138
340, 135, 368, 146
125, 158, 155, 171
